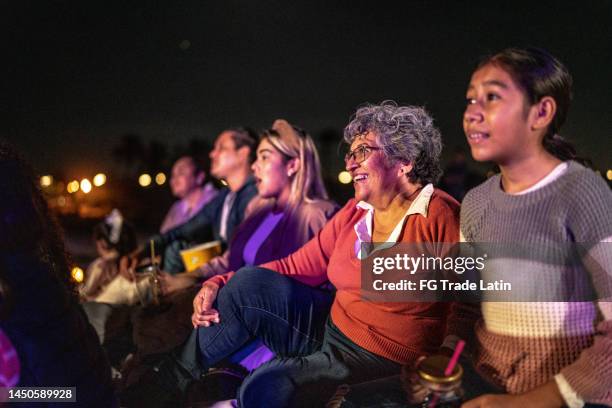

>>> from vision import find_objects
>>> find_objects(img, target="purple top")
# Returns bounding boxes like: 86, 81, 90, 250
159, 182, 218, 233
242, 211, 284, 266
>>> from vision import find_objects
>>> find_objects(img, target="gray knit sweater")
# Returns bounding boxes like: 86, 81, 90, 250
450, 161, 612, 404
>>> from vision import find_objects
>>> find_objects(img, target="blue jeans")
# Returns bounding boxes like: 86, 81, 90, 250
198, 266, 334, 364
174, 266, 334, 376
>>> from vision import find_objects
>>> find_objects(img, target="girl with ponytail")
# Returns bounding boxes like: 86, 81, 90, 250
452, 47, 612, 407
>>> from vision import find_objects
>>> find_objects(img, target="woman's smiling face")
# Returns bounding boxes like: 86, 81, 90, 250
345, 132, 402, 204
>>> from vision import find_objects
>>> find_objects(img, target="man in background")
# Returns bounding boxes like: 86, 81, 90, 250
159, 155, 218, 234
147, 127, 258, 273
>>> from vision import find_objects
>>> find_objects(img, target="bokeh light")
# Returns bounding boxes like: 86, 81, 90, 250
67, 180, 80, 193
139, 173, 152, 187
93, 173, 107, 187
607, 169, 612, 181
338, 171, 352, 184
40, 175, 53, 187
80, 178, 92, 194
155, 172, 166, 185
71, 267, 84, 283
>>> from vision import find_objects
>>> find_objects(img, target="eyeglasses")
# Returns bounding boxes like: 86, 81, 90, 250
344, 145, 382, 164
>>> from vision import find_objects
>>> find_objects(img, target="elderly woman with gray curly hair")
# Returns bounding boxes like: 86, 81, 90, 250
142, 102, 461, 407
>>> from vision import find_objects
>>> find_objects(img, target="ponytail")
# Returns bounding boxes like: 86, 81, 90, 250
543, 133, 591, 167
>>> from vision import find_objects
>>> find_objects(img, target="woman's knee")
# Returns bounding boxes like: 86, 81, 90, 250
215, 267, 273, 313
221, 266, 287, 300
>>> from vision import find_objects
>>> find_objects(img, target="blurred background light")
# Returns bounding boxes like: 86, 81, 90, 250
93, 173, 107, 186
71, 266, 84, 283
338, 171, 352, 184
40, 175, 53, 187
67, 180, 80, 193
155, 172, 166, 185
80, 178, 92, 194
139, 173, 152, 187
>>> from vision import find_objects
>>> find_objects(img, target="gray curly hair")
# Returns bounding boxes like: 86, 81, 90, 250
343, 101, 443, 185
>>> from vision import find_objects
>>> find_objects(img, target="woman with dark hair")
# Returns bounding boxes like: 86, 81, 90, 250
0, 140, 116, 406
453, 47, 612, 407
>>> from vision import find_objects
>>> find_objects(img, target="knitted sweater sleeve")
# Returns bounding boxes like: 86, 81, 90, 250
558, 173, 612, 405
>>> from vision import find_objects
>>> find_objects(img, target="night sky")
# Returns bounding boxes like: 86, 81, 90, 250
4, 1, 611, 179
